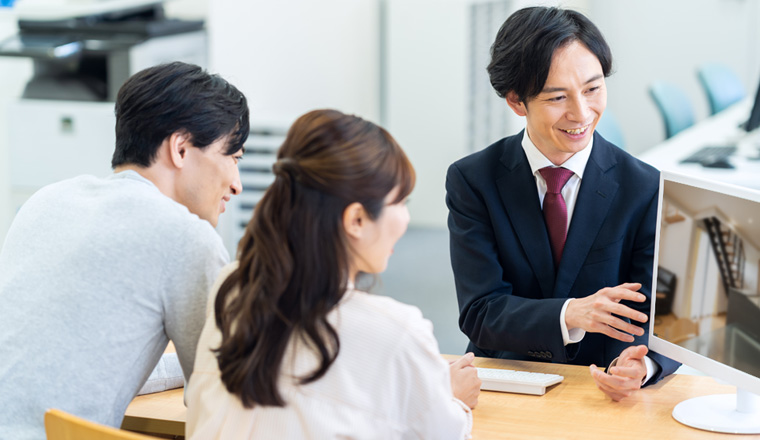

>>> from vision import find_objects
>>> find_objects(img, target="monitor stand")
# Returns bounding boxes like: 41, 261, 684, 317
672, 388, 760, 434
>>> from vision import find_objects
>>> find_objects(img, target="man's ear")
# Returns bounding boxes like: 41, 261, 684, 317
167, 131, 191, 169
342, 202, 366, 240
505, 91, 528, 117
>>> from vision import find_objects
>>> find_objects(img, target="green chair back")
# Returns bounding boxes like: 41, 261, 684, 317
697, 63, 745, 115
595, 110, 625, 150
649, 81, 696, 139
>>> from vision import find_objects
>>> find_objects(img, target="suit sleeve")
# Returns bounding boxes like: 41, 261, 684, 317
611, 189, 680, 383
446, 163, 570, 361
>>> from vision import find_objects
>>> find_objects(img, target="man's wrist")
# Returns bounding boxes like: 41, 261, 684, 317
560, 299, 586, 346
642, 355, 658, 385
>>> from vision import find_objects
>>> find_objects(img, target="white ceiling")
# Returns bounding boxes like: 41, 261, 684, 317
665, 180, 760, 250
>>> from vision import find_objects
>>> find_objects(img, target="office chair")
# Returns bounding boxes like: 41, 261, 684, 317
697, 63, 745, 115
655, 265, 677, 317
649, 81, 696, 139
44, 409, 155, 440
595, 110, 626, 150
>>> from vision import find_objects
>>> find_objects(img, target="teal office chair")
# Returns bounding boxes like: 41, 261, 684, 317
649, 81, 696, 139
594, 110, 625, 150
697, 62, 745, 115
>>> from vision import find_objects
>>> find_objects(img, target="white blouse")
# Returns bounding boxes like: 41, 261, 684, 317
187, 264, 472, 440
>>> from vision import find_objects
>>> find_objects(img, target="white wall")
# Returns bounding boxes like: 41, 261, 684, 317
208, 0, 381, 125
164, 0, 207, 18
589, 0, 760, 155
383, 0, 471, 227
383, 0, 589, 227
744, 244, 759, 295
658, 208, 694, 319
693, 229, 725, 320
0, 9, 32, 249
4, 0, 760, 240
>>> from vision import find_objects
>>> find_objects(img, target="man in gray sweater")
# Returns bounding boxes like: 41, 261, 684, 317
0, 61, 249, 439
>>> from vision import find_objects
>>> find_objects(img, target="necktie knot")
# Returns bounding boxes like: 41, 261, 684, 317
539, 167, 574, 194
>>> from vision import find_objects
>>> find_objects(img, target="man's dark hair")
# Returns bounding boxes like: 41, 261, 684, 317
487, 7, 612, 102
112, 61, 250, 168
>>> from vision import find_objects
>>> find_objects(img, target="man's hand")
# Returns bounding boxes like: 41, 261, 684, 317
590, 345, 648, 401
565, 283, 648, 342
449, 352, 481, 409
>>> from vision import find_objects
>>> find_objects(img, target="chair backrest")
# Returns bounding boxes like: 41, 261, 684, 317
594, 110, 626, 150
697, 63, 746, 115
44, 409, 155, 440
657, 265, 677, 292
649, 81, 696, 139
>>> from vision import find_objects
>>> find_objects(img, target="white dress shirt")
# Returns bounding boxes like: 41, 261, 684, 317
520, 130, 592, 346
520, 130, 655, 383
187, 263, 472, 439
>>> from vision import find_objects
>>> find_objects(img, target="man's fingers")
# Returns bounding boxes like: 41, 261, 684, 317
451, 352, 475, 368
593, 368, 628, 388
600, 327, 635, 343
608, 365, 644, 380
590, 366, 624, 396
614, 282, 642, 290
589, 364, 604, 380
601, 366, 642, 389
599, 383, 631, 401
568, 286, 648, 336
600, 314, 645, 336
590, 365, 636, 401
619, 344, 649, 361
605, 288, 647, 303
608, 302, 648, 324
594, 377, 622, 396
592, 322, 636, 343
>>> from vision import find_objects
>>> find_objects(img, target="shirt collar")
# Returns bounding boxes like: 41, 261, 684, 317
520, 130, 593, 179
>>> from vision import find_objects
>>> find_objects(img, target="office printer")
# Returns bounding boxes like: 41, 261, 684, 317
0, 0, 208, 210
0, 0, 207, 101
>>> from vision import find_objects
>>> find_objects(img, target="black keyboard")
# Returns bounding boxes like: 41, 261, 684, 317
680, 145, 736, 165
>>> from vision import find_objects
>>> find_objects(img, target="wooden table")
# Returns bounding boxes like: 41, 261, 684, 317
124, 356, 759, 439
122, 387, 185, 437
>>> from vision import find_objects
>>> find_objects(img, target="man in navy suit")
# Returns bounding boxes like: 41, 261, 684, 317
446, 6, 678, 401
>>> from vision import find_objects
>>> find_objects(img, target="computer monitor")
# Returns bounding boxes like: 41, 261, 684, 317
744, 75, 760, 133
650, 171, 760, 434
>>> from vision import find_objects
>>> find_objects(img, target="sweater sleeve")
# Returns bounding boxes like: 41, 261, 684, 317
163, 229, 230, 382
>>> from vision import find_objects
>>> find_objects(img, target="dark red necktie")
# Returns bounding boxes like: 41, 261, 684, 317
539, 167, 574, 267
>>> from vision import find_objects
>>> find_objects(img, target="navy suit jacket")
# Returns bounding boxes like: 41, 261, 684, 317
445, 131, 679, 384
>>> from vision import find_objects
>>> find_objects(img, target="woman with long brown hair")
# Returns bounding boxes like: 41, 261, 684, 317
186, 109, 479, 439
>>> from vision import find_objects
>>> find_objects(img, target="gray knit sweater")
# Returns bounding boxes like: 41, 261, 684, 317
0, 171, 229, 439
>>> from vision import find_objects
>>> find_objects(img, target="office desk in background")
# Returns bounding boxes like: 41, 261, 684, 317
638, 99, 760, 190
123, 356, 758, 439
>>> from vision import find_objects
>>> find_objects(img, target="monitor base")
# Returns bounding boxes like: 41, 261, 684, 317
672, 391, 760, 434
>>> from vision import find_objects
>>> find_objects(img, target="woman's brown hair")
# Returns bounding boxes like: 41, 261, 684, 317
213, 109, 415, 407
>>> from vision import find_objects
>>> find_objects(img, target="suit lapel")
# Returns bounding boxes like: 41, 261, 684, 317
555, 135, 619, 297
496, 133, 555, 298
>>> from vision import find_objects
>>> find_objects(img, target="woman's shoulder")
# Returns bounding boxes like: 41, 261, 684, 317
344, 290, 425, 324
338, 291, 437, 349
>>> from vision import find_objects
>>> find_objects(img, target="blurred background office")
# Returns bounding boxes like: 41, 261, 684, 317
1, 0, 759, 354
